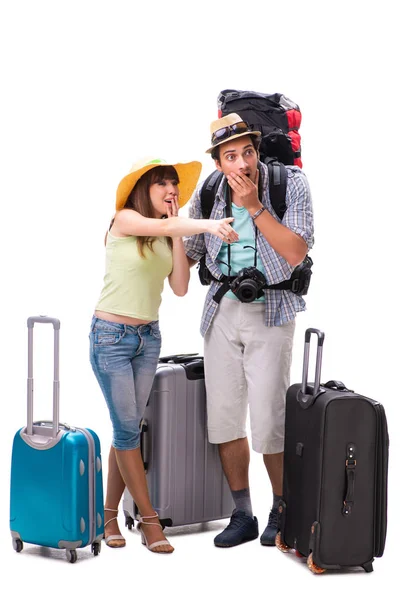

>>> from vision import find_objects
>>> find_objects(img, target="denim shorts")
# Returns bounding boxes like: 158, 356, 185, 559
89, 316, 161, 450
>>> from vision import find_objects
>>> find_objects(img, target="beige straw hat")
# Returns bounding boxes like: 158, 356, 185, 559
206, 113, 261, 153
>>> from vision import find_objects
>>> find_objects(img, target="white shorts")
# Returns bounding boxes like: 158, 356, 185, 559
204, 297, 295, 454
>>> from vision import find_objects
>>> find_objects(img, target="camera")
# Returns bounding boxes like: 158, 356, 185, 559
230, 267, 267, 303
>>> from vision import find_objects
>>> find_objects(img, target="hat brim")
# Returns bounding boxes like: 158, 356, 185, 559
116, 161, 202, 211
206, 130, 262, 154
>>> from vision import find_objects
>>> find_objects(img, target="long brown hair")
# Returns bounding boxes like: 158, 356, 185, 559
122, 165, 178, 257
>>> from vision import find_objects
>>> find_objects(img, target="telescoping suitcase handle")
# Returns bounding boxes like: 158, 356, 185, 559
27, 316, 61, 438
298, 328, 325, 409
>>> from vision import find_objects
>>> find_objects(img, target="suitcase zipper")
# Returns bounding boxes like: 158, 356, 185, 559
373, 403, 389, 557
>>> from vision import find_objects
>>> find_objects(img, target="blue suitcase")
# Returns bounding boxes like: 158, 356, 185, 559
9, 316, 104, 563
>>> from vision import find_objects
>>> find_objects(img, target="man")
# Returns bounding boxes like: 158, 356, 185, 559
184, 113, 314, 548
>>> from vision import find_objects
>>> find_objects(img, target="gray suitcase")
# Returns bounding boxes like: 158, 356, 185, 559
123, 354, 234, 528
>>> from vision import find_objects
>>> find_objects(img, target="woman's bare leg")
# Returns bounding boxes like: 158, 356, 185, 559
104, 446, 126, 547
115, 447, 174, 552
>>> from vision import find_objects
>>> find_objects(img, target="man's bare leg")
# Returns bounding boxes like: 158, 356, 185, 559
263, 451, 284, 495
214, 437, 258, 546
218, 437, 250, 490
260, 451, 284, 546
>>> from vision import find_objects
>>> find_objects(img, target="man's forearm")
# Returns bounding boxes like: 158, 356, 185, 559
249, 204, 308, 266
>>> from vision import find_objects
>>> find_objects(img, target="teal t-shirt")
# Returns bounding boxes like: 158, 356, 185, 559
217, 203, 266, 302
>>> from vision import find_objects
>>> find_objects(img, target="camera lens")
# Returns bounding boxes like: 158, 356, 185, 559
237, 280, 258, 303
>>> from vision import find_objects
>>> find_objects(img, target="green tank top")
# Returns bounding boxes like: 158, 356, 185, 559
96, 232, 173, 320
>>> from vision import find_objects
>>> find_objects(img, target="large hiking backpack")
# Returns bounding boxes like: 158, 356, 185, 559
201, 89, 303, 220
217, 89, 302, 168
198, 89, 312, 296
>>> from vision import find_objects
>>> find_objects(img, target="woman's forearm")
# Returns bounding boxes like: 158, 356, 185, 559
161, 216, 211, 238
116, 210, 237, 242
168, 238, 190, 296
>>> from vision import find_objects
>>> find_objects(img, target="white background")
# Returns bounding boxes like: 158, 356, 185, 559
0, 0, 398, 597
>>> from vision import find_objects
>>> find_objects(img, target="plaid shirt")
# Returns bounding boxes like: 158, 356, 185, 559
184, 162, 314, 337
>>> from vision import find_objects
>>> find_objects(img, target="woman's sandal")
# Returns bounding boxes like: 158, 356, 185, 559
103, 508, 126, 548
137, 512, 174, 553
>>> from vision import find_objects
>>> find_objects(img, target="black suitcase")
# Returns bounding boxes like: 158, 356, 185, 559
277, 328, 389, 574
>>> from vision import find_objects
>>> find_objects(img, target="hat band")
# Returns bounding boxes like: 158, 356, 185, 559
211, 121, 253, 146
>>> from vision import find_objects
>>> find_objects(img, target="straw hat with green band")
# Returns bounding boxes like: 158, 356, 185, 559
116, 157, 202, 210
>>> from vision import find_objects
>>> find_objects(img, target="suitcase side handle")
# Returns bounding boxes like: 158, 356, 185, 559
140, 419, 149, 472
298, 328, 325, 408
27, 315, 60, 438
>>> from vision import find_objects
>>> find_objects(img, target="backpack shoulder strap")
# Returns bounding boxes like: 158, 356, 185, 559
263, 158, 287, 220
200, 170, 224, 218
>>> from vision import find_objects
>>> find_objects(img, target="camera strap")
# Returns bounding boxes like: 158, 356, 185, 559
212, 183, 260, 305
211, 175, 312, 304
225, 184, 233, 276
212, 185, 234, 304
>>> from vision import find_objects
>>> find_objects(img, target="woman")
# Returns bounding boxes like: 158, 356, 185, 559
89, 157, 238, 554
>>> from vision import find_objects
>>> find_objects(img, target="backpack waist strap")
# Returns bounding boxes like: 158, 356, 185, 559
211, 272, 301, 304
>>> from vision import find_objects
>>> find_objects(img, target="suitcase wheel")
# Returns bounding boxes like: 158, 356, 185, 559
125, 516, 135, 530
66, 549, 77, 564
275, 532, 291, 553
91, 542, 101, 556
307, 552, 326, 574
12, 538, 23, 553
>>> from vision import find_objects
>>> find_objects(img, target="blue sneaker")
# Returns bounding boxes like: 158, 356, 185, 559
260, 508, 278, 546
214, 510, 259, 548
